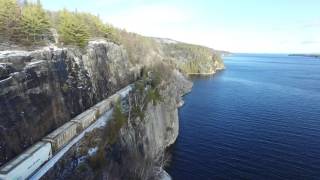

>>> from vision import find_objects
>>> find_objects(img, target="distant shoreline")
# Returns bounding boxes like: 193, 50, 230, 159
288, 54, 320, 58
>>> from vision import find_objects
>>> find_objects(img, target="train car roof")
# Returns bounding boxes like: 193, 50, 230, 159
45, 121, 77, 139
93, 99, 111, 107
74, 108, 96, 120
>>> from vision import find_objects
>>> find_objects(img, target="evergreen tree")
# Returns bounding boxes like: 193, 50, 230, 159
76, 12, 118, 42
21, 2, 50, 43
58, 10, 89, 47
0, 0, 22, 42
77, 13, 102, 37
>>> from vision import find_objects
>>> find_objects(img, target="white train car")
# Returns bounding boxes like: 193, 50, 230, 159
71, 108, 97, 130
0, 141, 52, 180
43, 121, 78, 153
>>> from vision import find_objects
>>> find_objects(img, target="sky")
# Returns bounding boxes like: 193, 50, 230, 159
39, 0, 320, 53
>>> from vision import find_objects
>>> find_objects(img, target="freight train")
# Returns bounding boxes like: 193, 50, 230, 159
0, 85, 133, 180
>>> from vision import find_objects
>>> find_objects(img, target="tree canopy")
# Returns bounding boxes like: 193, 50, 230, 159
0, 0, 119, 47
0, 0, 22, 42
21, 2, 50, 43
58, 10, 90, 47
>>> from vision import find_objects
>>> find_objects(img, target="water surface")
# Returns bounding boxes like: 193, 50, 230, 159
167, 54, 320, 179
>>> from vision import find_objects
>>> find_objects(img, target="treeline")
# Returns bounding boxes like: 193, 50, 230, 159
0, 0, 118, 47
163, 42, 216, 74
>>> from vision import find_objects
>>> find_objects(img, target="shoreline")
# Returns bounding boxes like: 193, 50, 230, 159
187, 67, 225, 76
288, 54, 320, 58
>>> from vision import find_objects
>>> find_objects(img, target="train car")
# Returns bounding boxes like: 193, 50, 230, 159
71, 108, 97, 130
91, 98, 112, 116
42, 121, 78, 153
0, 141, 52, 180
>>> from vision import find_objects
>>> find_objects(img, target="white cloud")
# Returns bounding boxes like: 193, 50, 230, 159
106, 4, 191, 35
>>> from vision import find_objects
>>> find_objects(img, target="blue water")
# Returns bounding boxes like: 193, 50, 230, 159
166, 54, 320, 180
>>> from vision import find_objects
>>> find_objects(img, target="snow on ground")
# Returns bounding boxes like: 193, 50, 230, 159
29, 109, 113, 180
0, 50, 31, 59
88, 147, 98, 156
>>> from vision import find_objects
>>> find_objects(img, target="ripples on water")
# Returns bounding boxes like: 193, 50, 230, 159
166, 54, 320, 179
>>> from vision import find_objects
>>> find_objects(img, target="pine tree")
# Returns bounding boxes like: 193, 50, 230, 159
58, 10, 89, 47
0, 0, 22, 42
21, 2, 51, 43
76, 13, 116, 40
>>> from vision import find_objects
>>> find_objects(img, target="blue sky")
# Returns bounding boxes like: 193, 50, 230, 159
39, 0, 320, 53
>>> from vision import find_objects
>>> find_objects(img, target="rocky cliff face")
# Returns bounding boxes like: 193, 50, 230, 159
42, 68, 192, 180
103, 69, 192, 179
0, 34, 223, 179
0, 41, 139, 165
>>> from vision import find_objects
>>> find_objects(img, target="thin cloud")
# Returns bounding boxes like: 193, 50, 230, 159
302, 21, 320, 28
301, 40, 320, 45
106, 4, 191, 36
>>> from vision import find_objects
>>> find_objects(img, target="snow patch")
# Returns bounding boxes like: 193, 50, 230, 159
87, 147, 98, 156
89, 39, 108, 45
26, 60, 46, 67
0, 51, 31, 59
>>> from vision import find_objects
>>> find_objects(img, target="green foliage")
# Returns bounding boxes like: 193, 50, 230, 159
21, 2, 50, 43
77, 163, 88, 172
212, 53, 224, 68
0, 0, 22, 42
88, 101, 128, 170
134, 80, 146, 94
76, 13, 103, 37
132, 105, 145, 120
88, 149, 106, 170
118, 31, 158, 64
100, 100, 127, 145
162, 42, 217, 74
56, 10, 120, 47
0, 0, 51, 44
112, 101, 126, 129
76, 13, 119, 43
146, 88, 161, 105
180, 61, 201, 74
0, 0, 120, 47
58, 10, 89, 47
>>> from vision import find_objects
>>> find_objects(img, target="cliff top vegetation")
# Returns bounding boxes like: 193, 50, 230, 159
0, 0, 119, 48
0, 0, 223, 74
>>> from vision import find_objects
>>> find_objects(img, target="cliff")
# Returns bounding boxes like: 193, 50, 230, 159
0, 41, 139, 165
155, 38, 225, 74
0, 32, 223, 179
